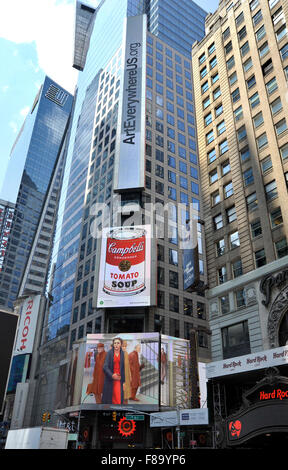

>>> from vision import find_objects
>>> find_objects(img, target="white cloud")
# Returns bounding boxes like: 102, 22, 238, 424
0, 0, 78, 94
20, 106, 30, 118
1, 85, 9, 93
9, 121, 18, 133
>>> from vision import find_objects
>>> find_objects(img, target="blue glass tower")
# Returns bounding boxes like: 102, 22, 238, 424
0, 77, 73, 309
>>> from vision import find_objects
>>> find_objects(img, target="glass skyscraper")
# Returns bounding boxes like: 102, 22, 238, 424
0, 77, 73, 309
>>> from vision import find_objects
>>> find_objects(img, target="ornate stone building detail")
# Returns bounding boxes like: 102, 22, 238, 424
267, 285, 288, 348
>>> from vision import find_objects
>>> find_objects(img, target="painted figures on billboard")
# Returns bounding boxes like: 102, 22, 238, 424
129, 344, 145, 401
102, 337, 126, 404
86, 343, 106, 404
78, 333, 191, 410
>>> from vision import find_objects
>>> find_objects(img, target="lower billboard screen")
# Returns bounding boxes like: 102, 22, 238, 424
68, 333, 191, 411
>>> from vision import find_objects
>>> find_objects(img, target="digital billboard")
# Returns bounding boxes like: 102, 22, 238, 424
114, 14, 146, 191
96, 225, 152, 308
68, 333, 191, 411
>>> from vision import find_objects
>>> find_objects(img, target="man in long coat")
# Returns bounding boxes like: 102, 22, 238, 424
128, 343, 145, 401
86, 343, 106, 404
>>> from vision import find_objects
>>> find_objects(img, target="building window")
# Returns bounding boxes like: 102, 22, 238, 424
270, 207, 283, 229
157, 290, 165, 309
224, 181, 234, 198
261, 156, 272, 174
215, 103, 223, 117
276, 24, 287, 43
270, 97, 282, 115
213, 86, 221, 100
218, 266, 227, 284
251, 219, 262, 238
256, 25, 266, 42
231, 88, 240, 103
229, 71, 237, 86
226, 205, 237, 223
220, 295, 230, 314
243, 167, 254, 186
216, 238, 225, 256
280, 143, 288, 161
210, 56, 217, 69
255, 248, 266, 267
249, 92, 260, 109
207, 148, 216, 164
217, 120, 226, 135
219, 139, 229, 155
246, 192, 258, 211
222, 321, 250, 359
209, 168, 218, 184
230, 231, 240, 249
252, 9, 263, 26
275, 238, 288, 258
232, 259, 243, 278
257, 132, 268, 150
204, 112, 213, 126
259, 41, 269, 58
238, 25, 247, 41
169, 294, 179, 313
198, 331, 208, 348
206, 129, 214, 144
212, 190, 221, 206
253, 112, 263, 128
237, 125, 247, 142
183, 298, 193, 316
250, 0, 259, 11
240, 146, 250, 162
169, 270, 179, 289
265, 180, 278, 201
266, 77, 278, 95
235, 289, 246, 308
240, 41, 250, 57
243, 57, 253, 72
225, 41, 233, 55
214, 214, 223, 230
275, 118, 287, 136
227, 55, 235, 70
221, 160, 230, 175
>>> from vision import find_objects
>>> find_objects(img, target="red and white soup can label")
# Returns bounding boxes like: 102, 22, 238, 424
103, 227, 146, 296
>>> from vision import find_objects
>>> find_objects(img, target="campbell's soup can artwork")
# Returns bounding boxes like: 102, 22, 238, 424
103, 227, 146, 296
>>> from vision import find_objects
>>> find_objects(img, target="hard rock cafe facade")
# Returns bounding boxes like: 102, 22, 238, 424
206, 261, 288, 449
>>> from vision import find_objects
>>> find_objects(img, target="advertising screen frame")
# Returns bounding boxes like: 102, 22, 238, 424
96, 225, 152, 308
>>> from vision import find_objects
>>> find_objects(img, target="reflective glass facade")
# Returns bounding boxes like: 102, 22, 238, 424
0, 77, 73, 309
148, 0, 206, 57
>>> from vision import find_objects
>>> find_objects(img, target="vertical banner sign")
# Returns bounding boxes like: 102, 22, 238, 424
182, 219, 199, 290
114, 14, 147, 191
14, 295, 41, 356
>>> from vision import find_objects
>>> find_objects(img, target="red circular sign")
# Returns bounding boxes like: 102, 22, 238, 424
117, 417, 136, 437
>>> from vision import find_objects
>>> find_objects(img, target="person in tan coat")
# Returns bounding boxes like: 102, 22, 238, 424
122, 340, 131, 404
128, 343, 145, 401
86, 343, 106, 404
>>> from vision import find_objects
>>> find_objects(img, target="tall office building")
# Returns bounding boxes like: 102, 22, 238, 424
0, 77, 73, 310
0, 200, 15, 274
12, 0, 209, 448
192, 0, 288, 448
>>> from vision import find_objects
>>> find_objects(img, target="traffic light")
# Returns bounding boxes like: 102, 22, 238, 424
42, 411, 51, 423
112, 411, 117, 421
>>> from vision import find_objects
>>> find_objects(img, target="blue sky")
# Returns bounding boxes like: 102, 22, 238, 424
0, 0, 218, 200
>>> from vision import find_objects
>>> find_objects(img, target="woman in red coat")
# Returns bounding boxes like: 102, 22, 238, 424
102, 337, 125, 404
